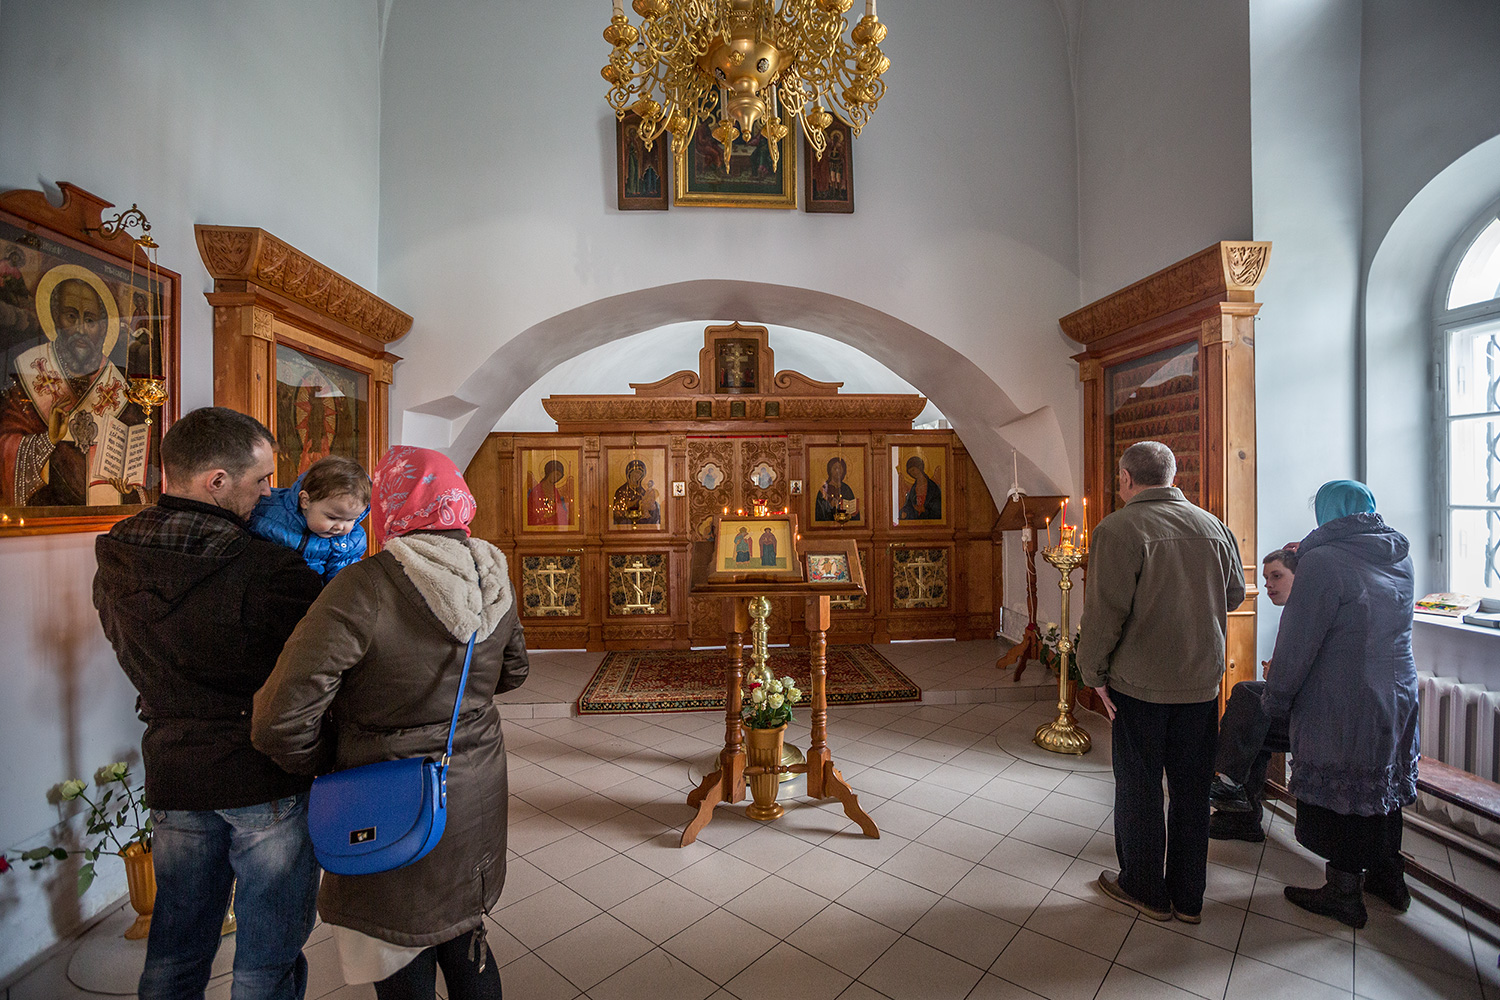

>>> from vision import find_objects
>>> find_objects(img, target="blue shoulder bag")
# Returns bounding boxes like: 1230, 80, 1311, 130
308, 632, 477, 876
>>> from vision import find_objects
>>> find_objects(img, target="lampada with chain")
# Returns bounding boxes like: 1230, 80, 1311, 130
601, 0, 891, 171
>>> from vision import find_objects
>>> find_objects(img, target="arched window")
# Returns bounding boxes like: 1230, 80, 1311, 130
1438, 207, 1500, 598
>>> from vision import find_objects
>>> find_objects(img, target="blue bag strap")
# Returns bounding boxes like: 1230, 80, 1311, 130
440, 631, 478, 768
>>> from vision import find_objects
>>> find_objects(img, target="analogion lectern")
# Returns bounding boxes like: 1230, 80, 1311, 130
993, 492, 1067, 681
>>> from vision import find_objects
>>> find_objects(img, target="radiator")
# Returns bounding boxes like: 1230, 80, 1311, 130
1416, 671, 1500, 841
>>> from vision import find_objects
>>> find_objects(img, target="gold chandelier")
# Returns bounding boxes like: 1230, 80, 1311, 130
601, 0, 890, 171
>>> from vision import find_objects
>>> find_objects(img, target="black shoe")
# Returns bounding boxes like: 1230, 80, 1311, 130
1209, 810, 1265, 843
1209, 777, 1252, 813
1365, 867, 1411, 913
1284, 864, 1368, 929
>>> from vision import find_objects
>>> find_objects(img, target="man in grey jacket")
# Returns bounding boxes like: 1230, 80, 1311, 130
1076, 441, 1245, 924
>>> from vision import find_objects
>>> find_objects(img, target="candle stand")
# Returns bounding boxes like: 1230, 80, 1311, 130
1034, 530, 1091, 755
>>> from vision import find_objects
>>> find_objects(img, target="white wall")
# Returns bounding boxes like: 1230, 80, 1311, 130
1359, 1, 1500, 596
1246, 0, 1500, 657
1248, 0, 1365, 656
1075, 0, 1255, 302
0, 0, 382, 981
376, 0, 1085, 641
494, 323, 946, 432
377, 0, 1082, 465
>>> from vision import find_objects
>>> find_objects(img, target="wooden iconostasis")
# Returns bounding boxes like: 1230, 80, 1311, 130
464, 323, 1004, 650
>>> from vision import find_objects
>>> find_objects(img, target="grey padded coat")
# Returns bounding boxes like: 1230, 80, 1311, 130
1261, 512, 1418, 816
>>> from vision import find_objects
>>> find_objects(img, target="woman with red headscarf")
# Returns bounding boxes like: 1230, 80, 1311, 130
253, 446, 528, 1000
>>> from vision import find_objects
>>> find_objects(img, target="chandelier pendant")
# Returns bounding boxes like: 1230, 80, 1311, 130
602, 0, 890, 169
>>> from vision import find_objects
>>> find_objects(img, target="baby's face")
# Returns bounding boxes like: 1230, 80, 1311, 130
301, 492, 367, 538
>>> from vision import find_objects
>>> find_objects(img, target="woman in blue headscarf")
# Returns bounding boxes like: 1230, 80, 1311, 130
1261, 480, 1418, 929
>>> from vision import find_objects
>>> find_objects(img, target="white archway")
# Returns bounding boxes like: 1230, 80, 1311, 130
410, 279, 1076, 503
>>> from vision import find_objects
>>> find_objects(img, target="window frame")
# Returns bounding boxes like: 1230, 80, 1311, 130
1434, 197, 1500, 598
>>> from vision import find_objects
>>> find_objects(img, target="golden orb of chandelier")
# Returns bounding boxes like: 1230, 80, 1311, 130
602, 0, 890, 171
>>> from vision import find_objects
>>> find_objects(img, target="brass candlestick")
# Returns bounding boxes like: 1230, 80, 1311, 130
745, 595, 803, 781
1035, 532, 1091, 755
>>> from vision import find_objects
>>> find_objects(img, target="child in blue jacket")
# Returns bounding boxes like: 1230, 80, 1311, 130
249, 455, 370, 582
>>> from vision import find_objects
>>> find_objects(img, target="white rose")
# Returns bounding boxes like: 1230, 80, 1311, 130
769, 679, 783, 693
780, 676, 796, 689
750, 687, 765, 704
787, 687, 802, 703
769, 693, 784, 709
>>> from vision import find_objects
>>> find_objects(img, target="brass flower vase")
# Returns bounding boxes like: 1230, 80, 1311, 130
121, 844, 155, 941
745, 723, 787, 821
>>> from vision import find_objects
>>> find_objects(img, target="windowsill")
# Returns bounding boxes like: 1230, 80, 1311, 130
1413, 610, 1500, 638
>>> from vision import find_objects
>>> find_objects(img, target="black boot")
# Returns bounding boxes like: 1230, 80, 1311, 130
1284, 863, 1368, 928
1209, 809, 1265, 843
1365, 858, 1411, 912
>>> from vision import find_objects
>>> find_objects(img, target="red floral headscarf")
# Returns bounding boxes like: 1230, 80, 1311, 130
371, 446, 476, 545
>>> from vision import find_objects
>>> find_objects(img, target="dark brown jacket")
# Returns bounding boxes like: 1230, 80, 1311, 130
95, 494, 322, 810
252, 530, 528, 946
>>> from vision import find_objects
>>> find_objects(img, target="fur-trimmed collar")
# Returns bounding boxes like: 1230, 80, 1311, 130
384, 534, 513, 641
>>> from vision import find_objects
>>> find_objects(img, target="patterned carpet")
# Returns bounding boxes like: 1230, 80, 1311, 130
576, 644, 922, 715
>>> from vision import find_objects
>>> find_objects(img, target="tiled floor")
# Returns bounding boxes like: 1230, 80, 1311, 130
9, 639, 1500, 1000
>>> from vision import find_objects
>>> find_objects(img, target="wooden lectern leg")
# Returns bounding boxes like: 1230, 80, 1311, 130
823, 762, 879, 838
682, 598, 750, 847
681, 770, 723, 846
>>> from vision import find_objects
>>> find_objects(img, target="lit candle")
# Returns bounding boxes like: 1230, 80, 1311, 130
1081, 497, 1088, 548
1045, 517, 1052, 549
1060, 498, 1067, 530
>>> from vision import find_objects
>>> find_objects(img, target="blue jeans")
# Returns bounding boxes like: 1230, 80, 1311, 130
139, 794, 320, 1000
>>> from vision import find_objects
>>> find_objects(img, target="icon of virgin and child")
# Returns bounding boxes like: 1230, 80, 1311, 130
612, 458, 661, 525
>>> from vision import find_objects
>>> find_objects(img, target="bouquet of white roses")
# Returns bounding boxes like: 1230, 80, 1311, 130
742, 673, 802, 729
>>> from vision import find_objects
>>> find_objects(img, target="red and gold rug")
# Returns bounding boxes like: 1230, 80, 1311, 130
576, 645, 921, 715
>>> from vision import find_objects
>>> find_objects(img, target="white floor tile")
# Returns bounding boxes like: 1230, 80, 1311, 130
10, 640, 1493, 1000
563, 853, 664, 910
1223, 954, 1352, 1000
1023, 889, 1136, 960
723, 941, 854, 1000
789, 902, 903, 979
585, 947, 717, 1000
1115, 919, 1234, 1000
660, 908, 778, 985
835, 868, 942, 933
989, 928, 1112, 1000
859, 936, 985, 1000
534, 913, 654, 991
877, 840, 976, 895
1236, 911, 1353, 990
979, 836, 1075, 889
1094, 963, 1208, 1000
1354, 945, 1484, 1000
607, 879, 717, 944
